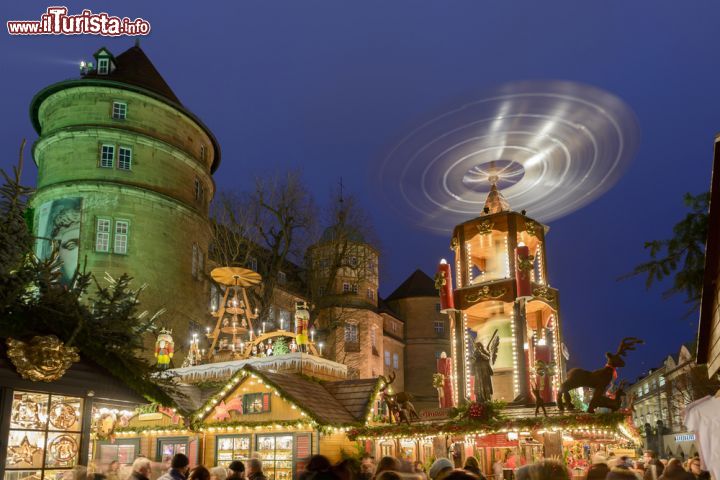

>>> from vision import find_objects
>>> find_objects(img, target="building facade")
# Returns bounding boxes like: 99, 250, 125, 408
630, 342, 719, 458
29, 45, 219, 349
698, 135, 720, 378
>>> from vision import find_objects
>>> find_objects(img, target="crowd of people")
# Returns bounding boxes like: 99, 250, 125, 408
581, 450, 710, 480
68, 449, 711, 480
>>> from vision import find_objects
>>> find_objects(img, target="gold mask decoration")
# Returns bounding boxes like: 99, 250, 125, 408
6, 336, 80, 382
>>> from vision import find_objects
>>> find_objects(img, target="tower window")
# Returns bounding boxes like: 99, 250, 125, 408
435, 303, 441, 312
247, 257, 258, 272
393, 353, 399, 369
367, 288, 375, 300
343, 283, 350, 293
100, 145, 115, 168
192, 243, 199, 278
434, 321, 445, 335
113, 220, 129, 254
344, 323, 360, 352
194, 178, 204, 203
278, 271, 287, 285
318, 286, 325, 297
349, 256, 358, 267
344, 324, 359, 343
112, 101, 127, 120
118, 147, 132, 170
98, 58, 109, 74
384, 350, 391, 366
200, 144, 206, 162
351, 283, 358, 294
95, 218, 111, 252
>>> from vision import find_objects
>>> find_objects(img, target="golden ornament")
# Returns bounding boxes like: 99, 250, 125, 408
6, 335, 80, 382
7, 434, 41, 466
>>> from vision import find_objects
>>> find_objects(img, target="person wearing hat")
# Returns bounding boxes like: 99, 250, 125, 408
227, 461, 245, 480
429, 458, 453, 480
158, 454, 190, 480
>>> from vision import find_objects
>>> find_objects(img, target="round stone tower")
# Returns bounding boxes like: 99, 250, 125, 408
306, 204, 382, 379
29, 45, 220, 356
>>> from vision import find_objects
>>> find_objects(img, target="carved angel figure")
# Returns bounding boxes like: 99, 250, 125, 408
472, 329, 500, 402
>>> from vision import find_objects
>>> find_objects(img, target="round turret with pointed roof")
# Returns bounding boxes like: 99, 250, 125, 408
29, 43, 220, 356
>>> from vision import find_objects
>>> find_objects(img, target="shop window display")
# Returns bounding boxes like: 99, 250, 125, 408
215, 436, 250, 467
5, 391, 83, 480
255, 435, 292, 480
157, 439, 188, 463
243, 394, 270, 414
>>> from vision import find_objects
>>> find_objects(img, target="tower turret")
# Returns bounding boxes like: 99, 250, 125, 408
306, 195, 382, 379
29, 45, 220, 356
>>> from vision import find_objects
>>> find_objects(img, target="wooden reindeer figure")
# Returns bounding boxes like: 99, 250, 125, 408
378, 372, 420, 425
557, 337, 643, 413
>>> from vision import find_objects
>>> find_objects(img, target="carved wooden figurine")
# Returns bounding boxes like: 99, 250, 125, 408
378, 372, 420, 425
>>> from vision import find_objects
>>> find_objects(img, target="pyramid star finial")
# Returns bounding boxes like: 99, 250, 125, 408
482, 183, 510, 215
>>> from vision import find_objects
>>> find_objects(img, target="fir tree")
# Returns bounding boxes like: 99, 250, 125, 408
273, 336, 289, 355
0, 145, 177, 406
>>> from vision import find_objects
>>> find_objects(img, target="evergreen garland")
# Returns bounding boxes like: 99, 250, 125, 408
347, 412, 627, 440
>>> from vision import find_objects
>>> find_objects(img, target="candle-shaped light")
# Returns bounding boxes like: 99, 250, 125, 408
436, 259, 455, 312
280, 318, 284, 330
262, 322, 266, 333
319, 342, 324, 356
310, 329, 315, 343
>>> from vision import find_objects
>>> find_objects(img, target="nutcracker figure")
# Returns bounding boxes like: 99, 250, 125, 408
155, 329, 174, 370
295, 301, 310, 353
436, 351, 455, 408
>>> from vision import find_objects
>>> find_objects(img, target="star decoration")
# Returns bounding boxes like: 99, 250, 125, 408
213, 397, 243, 421
8, 434, 41, 466
214, 401, 230, 421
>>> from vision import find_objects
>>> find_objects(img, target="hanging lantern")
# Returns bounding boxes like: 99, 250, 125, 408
515, 243, 533, 299
435, 259, 455, 312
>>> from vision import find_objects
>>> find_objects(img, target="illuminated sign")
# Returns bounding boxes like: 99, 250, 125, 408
675, 433, 696, 443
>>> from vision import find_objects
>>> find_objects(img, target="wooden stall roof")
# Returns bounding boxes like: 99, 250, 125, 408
171, 383, 218, 413
322, 378, 379, 420
197, 366, 379, 426
251, 368, 359, 425
0, 341, 146, 404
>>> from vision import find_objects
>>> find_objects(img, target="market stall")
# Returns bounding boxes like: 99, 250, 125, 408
0, 341, 147, 480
